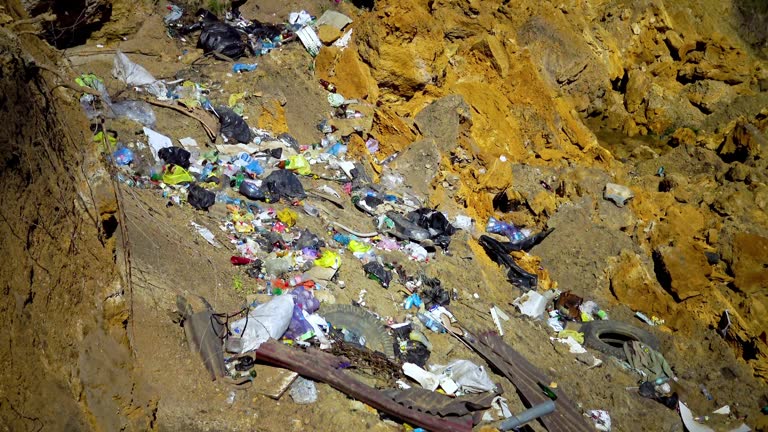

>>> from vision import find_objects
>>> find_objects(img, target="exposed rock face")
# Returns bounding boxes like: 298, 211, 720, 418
356, 0, 448, 98
609, 250, 677, 318
652, 243, 711, 301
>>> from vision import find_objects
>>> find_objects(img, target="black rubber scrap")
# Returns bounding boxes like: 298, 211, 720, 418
478, 235, 538, 291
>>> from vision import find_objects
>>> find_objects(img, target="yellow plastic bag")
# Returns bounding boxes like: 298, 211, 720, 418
314, 250, 341, 269
162, 165, 194, 185
558, 329, 585, 344
277, 208, 298, 227
93, 131, 117, 152
234, 221, 254, 233
347, 240, 371, 253
286, 155, 311, 175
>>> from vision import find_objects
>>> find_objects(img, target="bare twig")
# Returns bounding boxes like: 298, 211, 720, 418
141, 98, 220, 141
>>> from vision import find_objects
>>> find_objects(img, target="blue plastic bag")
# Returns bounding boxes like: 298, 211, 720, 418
112, 147, 134, 166
232, 63, 258, 73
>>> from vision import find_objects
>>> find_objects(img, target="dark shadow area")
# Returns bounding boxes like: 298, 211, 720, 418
733, 0, 768, 58
30, 0, 112, 49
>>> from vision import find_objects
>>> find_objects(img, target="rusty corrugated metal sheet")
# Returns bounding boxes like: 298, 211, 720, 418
462, 330, 594, 432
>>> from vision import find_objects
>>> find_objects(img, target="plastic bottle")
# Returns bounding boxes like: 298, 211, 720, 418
201, 163, 214, 179
234, 170, 245, 187
216, 192, 242, 207
232, 63, 258, 73
417, 313, 445, 333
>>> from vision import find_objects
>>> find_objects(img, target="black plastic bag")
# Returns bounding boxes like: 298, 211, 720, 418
239, 181, 266, 200
494, 228, 554, 252
478, 235, 538, 291
158, 146, 191, 168
294, 229, 325, 250
400, 340, 430, 367
421, 284, 450, 308
188, 184, 215, 210
408, 208, 456, 237
198, 19, 246, 59
263, 169, 306, 201
217, 106, 252, 143
363, 262, 392, 288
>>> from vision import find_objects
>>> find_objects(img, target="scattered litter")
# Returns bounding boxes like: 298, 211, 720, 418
679, 402, 714, 432
113, 51, 167, 98
558, 329, 584, 344
513, 291, 552, 319
316, 10, 352, 30
603, 183, 634, 207
713, 405, 730, 415
333, 29, 352, 48
429, 360, 496, 394
143, 127, 173, 162
289, 377, 318, 404
233, 63, 258, 73
553, 335, 588, 354
288, 10, 313, 27
191, 222, 221, 248
402, 362, 439, 391
624, 341, 674, 381
490, 305, 509, 336
296, 26, 322, 56
112, 147, 133, 166
164, 5, 182, 24
230, 295, 294, 352
635, 311, 656, 326
453, 215, 473, 230
586, 410, 612, 431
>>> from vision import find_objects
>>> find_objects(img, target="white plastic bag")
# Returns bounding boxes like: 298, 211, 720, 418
113, 51, 167, 98
230, 295, 294, 352
430, 360, 496, 393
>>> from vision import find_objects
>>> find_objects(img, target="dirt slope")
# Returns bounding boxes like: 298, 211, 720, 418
0, 2, 155, 430
2, 0, 768, 431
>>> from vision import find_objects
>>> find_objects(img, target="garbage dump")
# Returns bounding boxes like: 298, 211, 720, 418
42, 1, 768, 431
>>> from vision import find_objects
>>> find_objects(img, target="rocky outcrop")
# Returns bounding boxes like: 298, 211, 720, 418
608, 250, 677, 318
356, 0, 448, 98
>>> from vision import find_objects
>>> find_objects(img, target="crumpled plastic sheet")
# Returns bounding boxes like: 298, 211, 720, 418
113, 51, 167, 98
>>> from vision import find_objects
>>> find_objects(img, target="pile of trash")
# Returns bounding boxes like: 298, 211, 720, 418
75, 4, 758, 432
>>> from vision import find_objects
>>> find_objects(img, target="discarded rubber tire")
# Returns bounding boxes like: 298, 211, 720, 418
321, 304, 395, 358
581, 320, 660, 360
